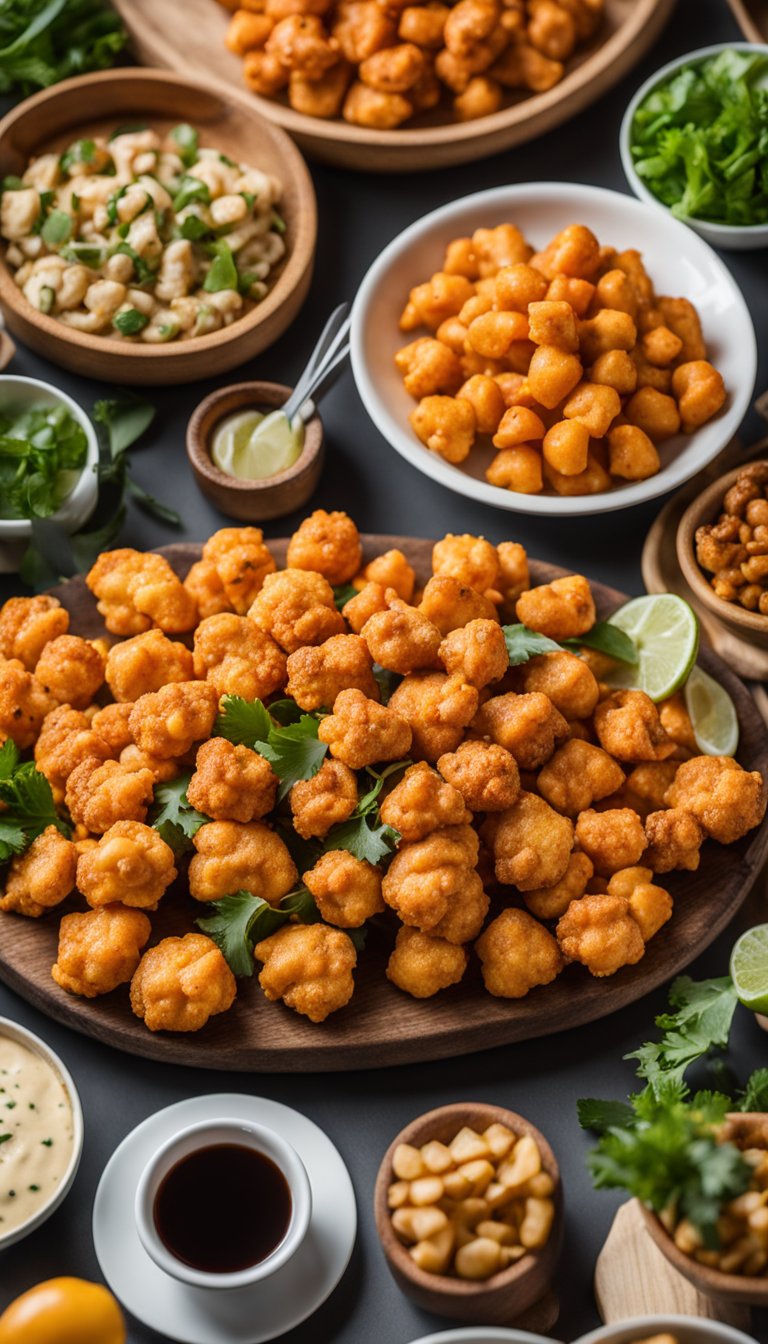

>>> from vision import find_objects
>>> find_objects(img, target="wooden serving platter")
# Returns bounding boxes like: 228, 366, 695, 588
111, 0, 677, 172
1, 536, 767, 1073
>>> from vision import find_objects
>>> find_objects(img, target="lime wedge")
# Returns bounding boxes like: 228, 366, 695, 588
211, 409, 304, 481
684, 665, 739, 757
603, 594, 700, 703
730, 925, 768, 1014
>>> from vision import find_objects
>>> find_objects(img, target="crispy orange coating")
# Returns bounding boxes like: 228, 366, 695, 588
65, 756, 155, 833
286, 509, 363, 584
318, 687, 412, 767
432, 533, 500, 592
496, 541, 530, 613
439, 618, 508, 688
192, 613, 287, 701
437, 738, 520, 811
303, 849, 384, 926
188, 820, 298, 904
86, 549, 198, 636
119, 743, 179, 784
476, 908, 564, 998
34, 705, 112, 801
0, 826, 77, 918
575, 807, 647, 875
594, 690, 675, 763
342, 581, 394, 633
624, 761, 679, 815
515, 574, 596, 640
382, 824, 485, 940
254, 923, 356, 1022
201, 528, 277, 614
361, 549, 415, 601
186, 738, 278, 822
389, 671, 478, 762
608, 866, 673, 941
249, 568, 346, 653
105, 629, 194, 703
666, 755, 766, 844
90, 702, 135, 757
52, 905, 152, 997
386, 925, 468, 998
489, 791, 574, 891
131, 932, 236, 1032
512, 649, 599, 719
289, 758, 358, 838
419, 575, 497, 635
0, 658, 55, 749
537, 739, 625, 816
362, 603, 442, 676
473, 691, 568, 770
643, 807, 705, 872
380, 761, 470, 841
34, 635, 105, 710
556, 892, 645, 976
524, 849, 594, 920
129, 682, 219, 760
183, 559, 232, 620
0, 595, 69, 669
658, 693, 697, 755
76, 820, 177, 909
286, 632, 378, 710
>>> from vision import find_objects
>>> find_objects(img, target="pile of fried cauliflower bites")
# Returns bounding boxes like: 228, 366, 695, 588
0, 511, 764, 1032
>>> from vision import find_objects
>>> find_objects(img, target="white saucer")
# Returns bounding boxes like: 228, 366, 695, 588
93, 1093, 357, 1344
407, 1333, 559, 1344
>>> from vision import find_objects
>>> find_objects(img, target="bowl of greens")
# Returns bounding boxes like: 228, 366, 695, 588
620, 43, 768, 250
0, 374, 98, 570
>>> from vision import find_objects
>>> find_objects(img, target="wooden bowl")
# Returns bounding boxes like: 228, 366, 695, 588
676, 460, 768, 651
0, 70, 316, 385
186, 381, 324, 522
373, 1102, 563, 1325
111, 0, 676, 173
639, 1201, 768, 1307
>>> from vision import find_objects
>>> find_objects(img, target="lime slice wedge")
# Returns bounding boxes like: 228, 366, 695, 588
603, 594, 700, 703
211, 410, 304, 481
730, 925, 768, 1014
684, 665, 739, 757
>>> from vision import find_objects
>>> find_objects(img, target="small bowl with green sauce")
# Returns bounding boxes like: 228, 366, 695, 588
186, 381, 325, 523
620, 43, 768, 251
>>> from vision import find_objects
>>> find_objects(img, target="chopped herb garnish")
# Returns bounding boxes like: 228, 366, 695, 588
170, 123, 199, 168
324, 761, 408, 864
0, 1135, 11, 1146
196, 886, 321, 977
40, 208, 71, 247
271, 210, 286, 234
60, 138, 97, 174
150, 774, 208, 856
203, 240, 237, 293
112, 307, 148, 336
172, 175, 211, 212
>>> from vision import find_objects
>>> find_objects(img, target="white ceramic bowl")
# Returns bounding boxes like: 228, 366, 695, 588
350, 182, 756, 518
576, 1314, 758, 1344
0, 1016, 84, 1249
407, 1331, 559, 1344
620, 43, 768, 252
0, 374, 99, 571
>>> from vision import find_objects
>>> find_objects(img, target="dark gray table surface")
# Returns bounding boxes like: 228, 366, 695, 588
2, 0, 768, 1338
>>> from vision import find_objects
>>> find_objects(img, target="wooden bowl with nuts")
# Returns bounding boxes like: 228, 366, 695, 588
373, 1102, 563, 1326
677, 459, 768, 651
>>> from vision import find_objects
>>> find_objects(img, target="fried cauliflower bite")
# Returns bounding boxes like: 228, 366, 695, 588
33, 635, 105, 710
192, 613, 287, 701
410, 394, 476, 464
0, 595, 69, 669
90, 702, 135, 757
512, 649, 599, 719
65, 757, 155, 834
389, 672, 478, 762
575, 807, 647, 876
437, 739, 520, 811
515, 574, 596, 640
0, 827, 77, 918
183, 559, 232, 620
476, 908, 564, 998
386, 926, 468, 998
432, 534, 501, 594
255, 923, 356, 1023
556, 892, 645, 976
318, 688, 413, 768
496, 541, 530, 614
289, 759, 358, 839
537, 740, 625, 817
201, 528, 277, 615
186, 738, 278, 823
594, 690, 675, 763
473, 691, 568, 770
382, 824, 483, 936
665, 755, 767, 844
86, 549, 198, 636
0, 658, 56, 749
624, 761, 679, 816
286, 509, 363, 584
643, 807, 705, 873
524, 849, 594, 920
303, 850, 384, 927
488, 792, 574, 891
248, 568, 346, 653
342, 582, 395, 633
105, 629, 194, 703
418, 575, 497, 635
131, 933, 236, 1032
188, 820, 298, 904
76, 820, 177, 910
286, 633, 379, 710
52, 905, 152, 998
607, 866, 673, 942
119, 743, 179, 784
379, 762, 470, 841
361, 603, 442, 675
129, 682, 219, 760
34, 706, 112, 801
438, 619, 508, 689
361, 549, 416, 602
658, 693, 697, 755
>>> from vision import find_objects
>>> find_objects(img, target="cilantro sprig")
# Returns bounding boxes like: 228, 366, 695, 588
215, 694, 327, 799
195, 886, 320, 977
502, 621, 638, 668
0, 740, 68, 860
150, 774, 208, 856
324, 761, 407, 864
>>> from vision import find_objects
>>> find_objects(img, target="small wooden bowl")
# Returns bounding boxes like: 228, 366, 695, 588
186, 381, 324, 522
373, 1102, 563, 1326
677, 459, 768, 651
640, 1203, 768, 1307
0, 70, 316, 385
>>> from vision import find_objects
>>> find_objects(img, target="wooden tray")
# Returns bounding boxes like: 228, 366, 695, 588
111, 0, 677, 172
1, 536, 767, 1073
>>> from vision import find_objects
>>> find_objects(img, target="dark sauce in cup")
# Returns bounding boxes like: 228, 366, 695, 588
153, 1143, 292, 1273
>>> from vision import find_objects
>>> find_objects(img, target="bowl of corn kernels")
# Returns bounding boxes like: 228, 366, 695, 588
374, 1101, 562, 1325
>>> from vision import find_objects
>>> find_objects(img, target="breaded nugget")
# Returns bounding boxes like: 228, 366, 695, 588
193, 613, 287, 701
286, 633, 378, 710
0, 595, 69, 669
119, 743, 179, 784
183, 559, 232, 620
34, 705, 112, 801
52, 905, 152, 997
254, 923, 356, 1022
643, 807, 705, 872
594, 690, 675, 762
489, 791, 573, 891
87, 549, 197, 636
386, 926, 468, 998
188, 820, 297, 904
624, 761, 679, 815
319, 687, 413, 768
665, 755, 766, 844
129, 681, 219, 760
432, 533, 500, 593
389, 671, 478, 763
286, 509, 362, 584
186, 738, 278, 823
515, 574, 596, 640
439, 618, 508, 688
476, 908, 564, 998
66, 757, 155, 834
556, 892, 645, 976
575, 807, 647, 875
249, 568, 346, 652
437, 739, 520, 812
524, 850, 594, 920
658, 692, 697, 755
608, 866, 673, 941
35, 635, 105, 709
76, 820, 177, 910
106, 629, 194, 703
131, 932, 236, 1031
361, 603, 443, 675
473, 691, 568, 770
379, 761, 471, 841
382, 824, 482, 938
537, 739, 625, 818
361, 549, 416, 602
512, 649, 599, 719
90, 702, 134, 757
0, 827, 77, 918
419, 575, 497, 635
0, 658, 55, 749
202, 527, 277, 614
289, 759, 358, 839
342, 581, 395, 634
303, 850, 384, 926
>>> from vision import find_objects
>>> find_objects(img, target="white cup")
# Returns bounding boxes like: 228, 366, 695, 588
134, 1118, 312, 1290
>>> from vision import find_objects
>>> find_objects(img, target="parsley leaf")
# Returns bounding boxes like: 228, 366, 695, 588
150, 774, 208, 856
372, 664, 402, 706
564, 621, 639, 665
737, 1068, 768, 1114
169, 123, 199, 168
40, 208, 70, 246
333, 582, 358, 610
502, 624, 562, 666
214, 695, 272, 747
203, 240, 237, 293
0, 820, 26, 863
627, 976, 739, 1099
0, 744, 68, 856
324, 760, 407, 864
93, 394, 155, 457
255, 716, 327, 800
195, 886, 321, 976
172, 175, 210, 212
577, 1098, 635, 1133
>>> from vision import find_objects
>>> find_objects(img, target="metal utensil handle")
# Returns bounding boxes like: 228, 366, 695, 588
283, 303, 350, 422
294, 343, 350, 419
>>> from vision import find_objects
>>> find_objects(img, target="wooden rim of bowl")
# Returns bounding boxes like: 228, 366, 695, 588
677, 459, 768, 635
186, 381, 323, 494
0, 68, 316, 362
373, 1102, 562, 1302
639, 1203, 768, 1304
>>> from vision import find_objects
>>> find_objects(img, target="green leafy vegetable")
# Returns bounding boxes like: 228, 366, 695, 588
332, 583, 358, 610
59, 137, 97, 173
203, 240, 237, 293
255, 715, 328, 800
324, 761, 407, 864
179, 214, 211, 242
564, 621, 639, 665
40, 207, 70, 246
112, 308, 148, 336
627, 976, 739, 1099
172, 175, 210, 213
109, 122, 148, 140
60, 241, 104, 266
114, 241, 157, 286
0, 739, 69, 859
372, 664, 401, 705
169, 123, 199, 168
214, 695, 273, 747
150, 774, 208, 856
195, 886, 321, 977
0, 402, 88, 522
0, 0, 125, 96
93, 394, 155, 457
502, 623, 562, 666
740, 1068, 768, 1114
576, 1098, 635, 1133
271, 210, 286, 235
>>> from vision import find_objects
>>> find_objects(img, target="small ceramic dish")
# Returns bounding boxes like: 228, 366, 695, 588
677, 459, 768, 651
620, 43, 768, 251
0, 1016, 84, 1249
350, 182, 756, 518
576, 1314, 759, 1344
0, 69, 316, 385
407, 1330, 559, 1344
186, 381, 324, 522
374, 1102, 563, 1326
639, 1202, 768, 1307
